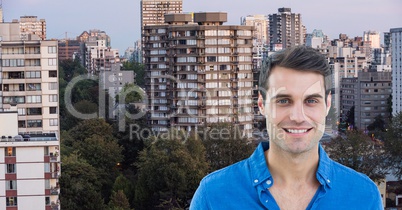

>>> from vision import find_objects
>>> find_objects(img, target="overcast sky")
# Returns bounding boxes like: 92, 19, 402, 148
3, 0, 402, 53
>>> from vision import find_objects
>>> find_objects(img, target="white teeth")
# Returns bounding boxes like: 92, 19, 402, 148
287, 129, 308, 134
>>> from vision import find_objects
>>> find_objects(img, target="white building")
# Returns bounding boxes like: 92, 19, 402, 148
391, 27, 402, 115
0, 17, 60, 210
0, 110, 60, 210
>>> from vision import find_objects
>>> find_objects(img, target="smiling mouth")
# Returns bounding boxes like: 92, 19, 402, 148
283, 128, 313, 134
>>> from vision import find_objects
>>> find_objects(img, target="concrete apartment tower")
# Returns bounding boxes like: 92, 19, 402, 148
141, 0, 183, 62
144, 12, 254, 138
141, 0, 183, 30
241, 15, 268, 46
18, 16, 46, 41
391, 27, 402, 115
268, 8, 305, 50
0, 17, 60, 210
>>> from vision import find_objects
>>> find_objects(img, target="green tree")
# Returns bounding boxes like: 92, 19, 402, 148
385, 112, 402, 179
324, 130, 389, 182
59, 59, 86, 82
116, 83, 144, 104
108, 190, 132, 210
112, 174, 134, 202
202, 123, 255, 172
134, 131, 208, 209
73, 134, 123, 201
68, 118, 114, 143
59, 59, 94, 131
59, 153, 107, 210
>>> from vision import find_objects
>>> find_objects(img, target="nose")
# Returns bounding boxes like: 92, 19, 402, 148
289, 102, 306, 123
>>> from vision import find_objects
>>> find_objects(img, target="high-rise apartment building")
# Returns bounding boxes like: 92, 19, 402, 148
140, 0, 183, 63
0, 18, 60, 210
77, 30, 119, 73
141, 0, 183, 30
18, 16, 46, 40
363, 30, 380, 49
241, 15, 268, 46
340, 72, 392, 130
268, 8, 305, 50
0, 110, 60, 210
144, 12, 254, 137
391, 27, 402, 115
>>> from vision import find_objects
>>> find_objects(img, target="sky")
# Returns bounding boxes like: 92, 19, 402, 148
3, 0, 402, 54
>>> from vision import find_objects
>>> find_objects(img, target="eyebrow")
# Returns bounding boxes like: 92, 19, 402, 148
270, 93, 324, 101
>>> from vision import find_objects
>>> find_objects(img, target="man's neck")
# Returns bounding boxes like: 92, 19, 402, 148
265, 144, 320, 186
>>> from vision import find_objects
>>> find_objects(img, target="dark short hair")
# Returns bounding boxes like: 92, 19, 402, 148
258, 46, 332, 101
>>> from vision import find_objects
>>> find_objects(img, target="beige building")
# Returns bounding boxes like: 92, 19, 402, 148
18, 16, 46, 41
79, 30, 119, 73
0, 18, 60, 210
141, 0, 183, 29
144, 12, 254, 137
241, 15, 268, 46
363, 30, 380, 49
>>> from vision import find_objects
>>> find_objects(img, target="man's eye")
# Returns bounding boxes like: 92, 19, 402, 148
306, 99, 318, 104
277, 99, 289, 104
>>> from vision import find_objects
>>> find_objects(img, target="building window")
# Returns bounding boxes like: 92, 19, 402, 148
45, 197, 50, 205
49, 94, 58, 102
49, 107, 57, 114
48, 46, 57, 54
27, 108, 42, 115
207, 56, 216, 62
6, 164, 16, 173
44, 146, 49, 156
5, 147, 16, 156
6, 180, 17, 190
49, 119, 58, 126
26, 83, 41, 91
18, 121, 26, 128
48, 58, 57, 66
49, 71, 57, 78
27, 120, 42, 128
44, 163, 50, 172
49, 82, 58, 90
26, 95, 42, 103
26, 71, 41, 78
45, 179, 50, 189
18, 108, 26, 116
6, 197, 17, 206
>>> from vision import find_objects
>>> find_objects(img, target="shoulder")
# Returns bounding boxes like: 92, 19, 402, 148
331, 160, 376, 185
329, 160, 381, 197
190, 159, 251, 209
201, 158, 250, 187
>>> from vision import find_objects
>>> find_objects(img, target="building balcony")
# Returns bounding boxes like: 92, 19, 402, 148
50, 202, 60, 210
50, 156, 58, 162
50, 188, 59, 195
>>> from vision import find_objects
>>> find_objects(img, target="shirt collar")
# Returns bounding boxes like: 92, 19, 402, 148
249, 141, 272, 187
316, 143, 333, 188
249, 142, 333, 188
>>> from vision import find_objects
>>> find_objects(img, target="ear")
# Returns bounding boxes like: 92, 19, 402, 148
258, 92, 265, 116
326, 93, 332, 116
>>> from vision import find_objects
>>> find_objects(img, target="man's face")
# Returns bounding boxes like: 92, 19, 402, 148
259, 67, 331, 155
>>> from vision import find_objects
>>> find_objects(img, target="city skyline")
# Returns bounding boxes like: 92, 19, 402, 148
3, 0, 402, 53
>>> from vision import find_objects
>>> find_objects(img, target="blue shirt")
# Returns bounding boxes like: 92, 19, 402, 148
190, 142, 383, 210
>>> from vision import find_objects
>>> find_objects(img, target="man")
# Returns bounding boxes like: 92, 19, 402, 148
190, 46, 383, 209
